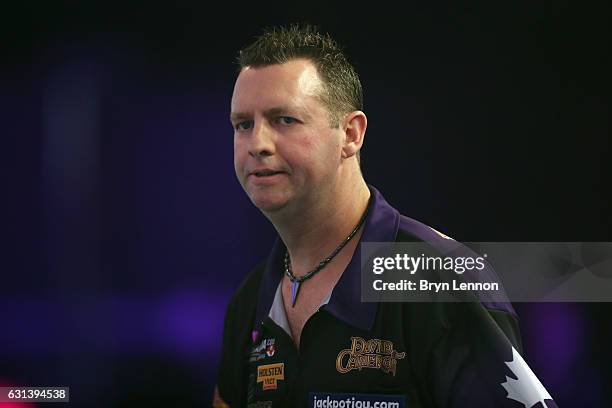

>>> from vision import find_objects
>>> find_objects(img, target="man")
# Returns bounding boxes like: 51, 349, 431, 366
214, 24, 557, 408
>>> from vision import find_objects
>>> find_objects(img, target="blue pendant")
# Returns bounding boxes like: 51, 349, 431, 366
291, 281, 300, 307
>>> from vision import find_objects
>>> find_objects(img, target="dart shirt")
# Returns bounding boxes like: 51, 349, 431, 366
215, 185, 558, 408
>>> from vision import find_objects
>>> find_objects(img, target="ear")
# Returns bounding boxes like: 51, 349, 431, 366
341, 111, 367, 159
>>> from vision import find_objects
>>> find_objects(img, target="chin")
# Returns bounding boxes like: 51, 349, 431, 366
248, 190, 290, 213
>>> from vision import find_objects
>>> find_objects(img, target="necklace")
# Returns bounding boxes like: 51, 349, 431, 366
284, 207, 369, 307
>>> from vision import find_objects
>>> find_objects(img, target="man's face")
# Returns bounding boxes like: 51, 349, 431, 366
231, 59, 344, 213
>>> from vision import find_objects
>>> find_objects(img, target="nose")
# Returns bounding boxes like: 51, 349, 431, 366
248, 120, 275, 158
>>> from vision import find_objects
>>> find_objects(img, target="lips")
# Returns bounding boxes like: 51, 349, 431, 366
250, 169, 286, 177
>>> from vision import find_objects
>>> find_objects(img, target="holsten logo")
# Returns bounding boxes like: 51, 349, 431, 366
256, 363, 285, 391
336, 337, 405, 376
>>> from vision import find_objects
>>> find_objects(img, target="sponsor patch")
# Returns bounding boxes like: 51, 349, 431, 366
256, 363, 284, 391
309, 392, 406, 408
336, 337, 405, 376
250, 337, 276, 362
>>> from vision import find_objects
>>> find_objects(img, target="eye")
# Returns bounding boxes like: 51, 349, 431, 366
276, 116, 297, 125
234, 120, 253, 131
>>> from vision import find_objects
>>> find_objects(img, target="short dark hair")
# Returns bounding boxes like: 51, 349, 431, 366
237, 24, 363, 128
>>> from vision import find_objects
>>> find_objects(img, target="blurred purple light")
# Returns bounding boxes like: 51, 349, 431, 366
0, 290, 230, 357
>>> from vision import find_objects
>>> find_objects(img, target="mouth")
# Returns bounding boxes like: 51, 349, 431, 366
250, 169, 286, 177
247, 169, 288, 186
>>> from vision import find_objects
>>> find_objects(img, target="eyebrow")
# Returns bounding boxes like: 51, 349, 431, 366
230, 106, 310, 123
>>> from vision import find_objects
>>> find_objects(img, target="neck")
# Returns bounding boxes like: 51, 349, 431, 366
266, 176, 371, 276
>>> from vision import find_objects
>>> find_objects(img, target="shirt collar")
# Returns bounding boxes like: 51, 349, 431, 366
252, 185, 400, 335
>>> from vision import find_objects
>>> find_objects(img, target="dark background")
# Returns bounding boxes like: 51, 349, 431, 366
1, 2, 610, 407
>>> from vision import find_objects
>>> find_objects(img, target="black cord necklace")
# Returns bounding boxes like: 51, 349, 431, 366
284, 207, 369, 307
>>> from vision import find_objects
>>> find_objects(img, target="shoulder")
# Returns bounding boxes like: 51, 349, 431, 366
394, 213, 521, 347
224, 259, 267, 322
396, 213, 456, 243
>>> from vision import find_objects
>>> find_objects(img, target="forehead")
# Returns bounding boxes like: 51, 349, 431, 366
231, 59, 325, 115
